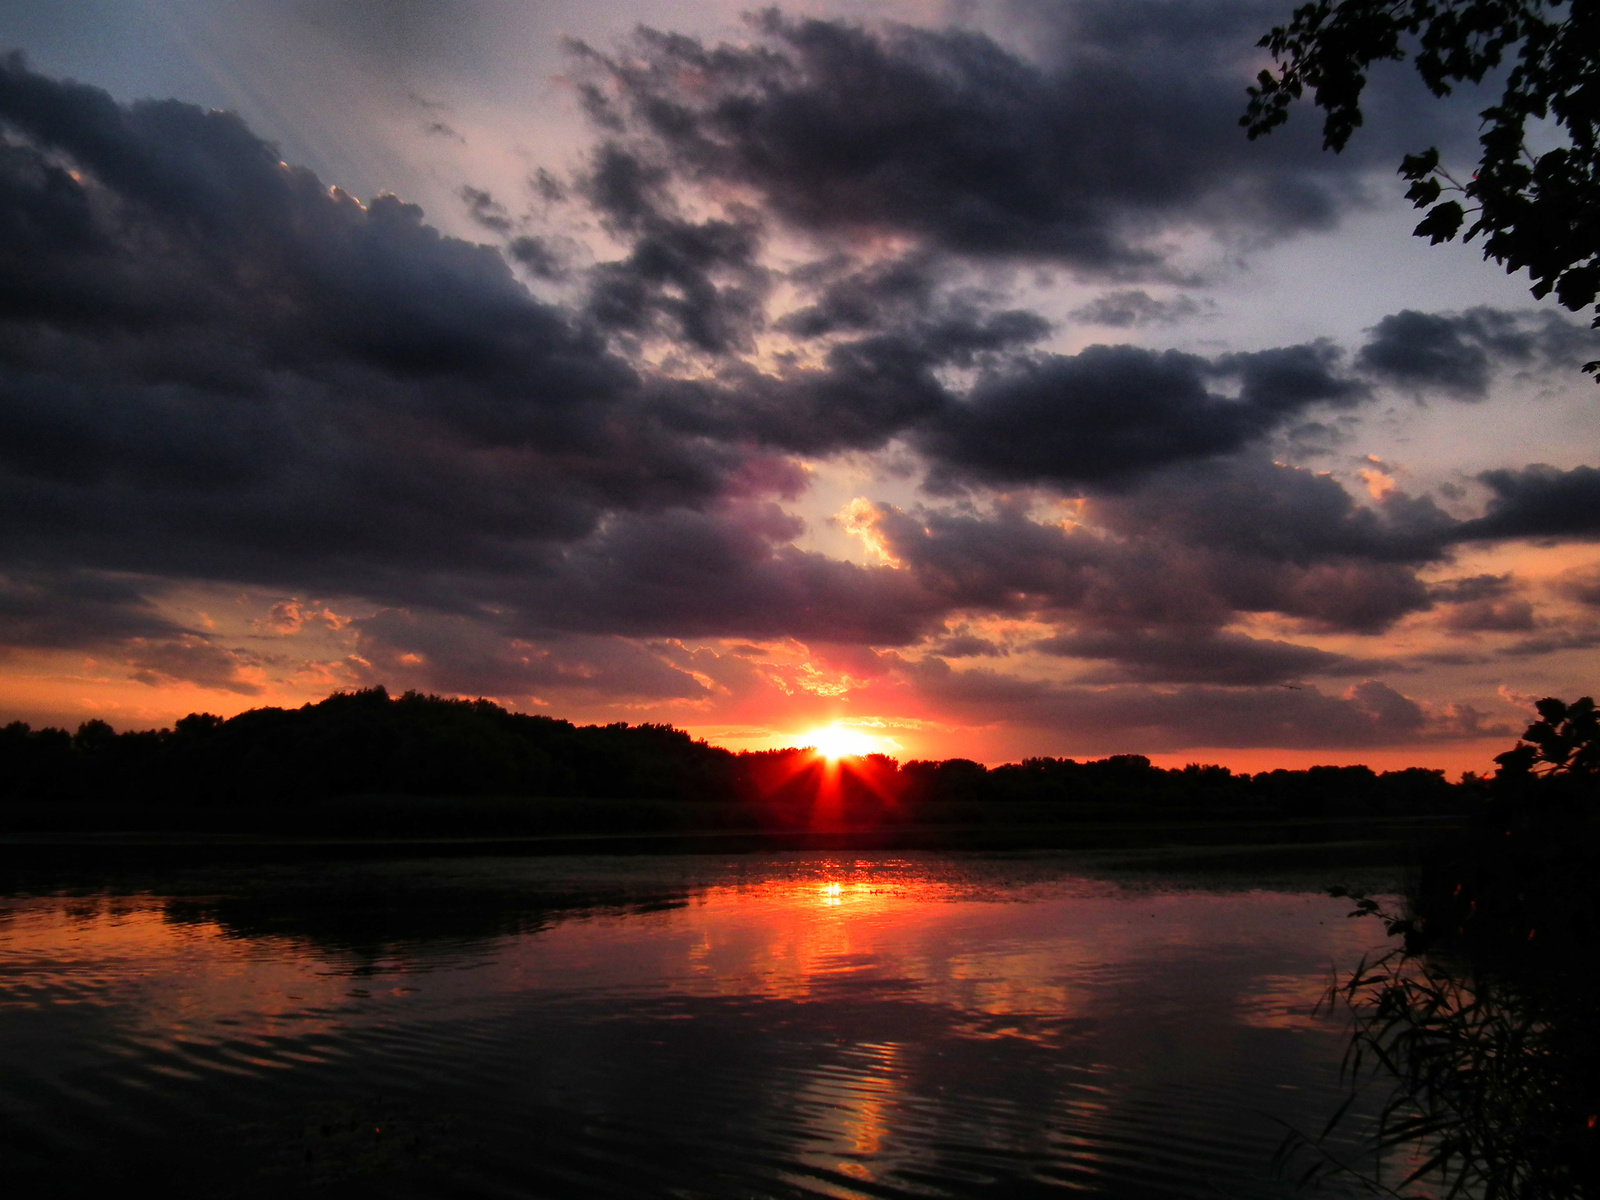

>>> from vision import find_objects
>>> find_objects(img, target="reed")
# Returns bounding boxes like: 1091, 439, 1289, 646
1278, 698, 1600, 1198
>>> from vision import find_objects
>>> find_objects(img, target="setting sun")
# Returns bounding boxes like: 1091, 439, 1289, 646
803, 723, 881, 760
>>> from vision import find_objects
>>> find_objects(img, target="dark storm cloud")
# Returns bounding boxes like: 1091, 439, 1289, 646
1357, 307, 1600, 396
908, 662, 1499, 751
1425, 572, 1534, 633
773, 253, 1052, 351
1108, 457, 1454, 568
0, 569, 183, 650
350, 610, 716, 701
649, 341, 950, 455
1453, 465, 1600, 541
0, 55, 771, 619
507, 235, 568, 280
567, 143, 771, 354
919, 341, 1363, 488
589, 216, 769, 354
0, 56, 631, 438
0, 55, 978, 664
1068, 290, 1207, 328
648, 255, 1050, 456
0, 52, 1589, 726
854, 457, 1454, 647
1034, 628, 1374, 685
1556, 566, 1600, 608
459, 184, 514, 234
128, 636, 263, 695
512, 503, 949, 645
0, 567, 261, 692
568, 4, 1440, 271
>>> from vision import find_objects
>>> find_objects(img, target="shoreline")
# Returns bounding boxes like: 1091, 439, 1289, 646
0, 813, 1457, 869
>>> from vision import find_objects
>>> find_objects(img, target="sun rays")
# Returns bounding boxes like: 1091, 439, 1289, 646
802, 723, 884, 760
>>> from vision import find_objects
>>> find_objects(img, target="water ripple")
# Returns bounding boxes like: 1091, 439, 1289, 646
0, 855, 1392, 1197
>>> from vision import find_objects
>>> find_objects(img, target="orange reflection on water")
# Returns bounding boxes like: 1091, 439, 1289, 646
0, 894, 459, 1061
1, 863, 1401, 1200
539, 871, 1397, 1062
799, 1040, 902, 1184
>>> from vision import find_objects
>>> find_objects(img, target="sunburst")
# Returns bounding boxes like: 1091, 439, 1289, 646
803, 723, 879, 760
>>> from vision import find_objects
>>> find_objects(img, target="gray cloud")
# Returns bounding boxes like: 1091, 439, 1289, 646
1069, 289, 1208, 327
1036, 628, 1376, 685
907, 661, 1500, 751
856, 457, 1454, 644
1357, 307, 1600, 396
510, 503, 949, 645
648, 258, 1050, 457
579, 145, 772, 354
128, 636, 263, 695
350, 610, 716, 702
0, 55, 769, 608
919, 341, 1364, 489
459, 184, 514, 234
0, 50, 1587, 741
1556, 566, 1600, 608
1495, 625, 1600, 658
1454, 464, 1600, 542
1426, 573, 1535, 633
1440, 597, 1536, 633
0, 568, 183, 650
568, 5, 1442, 273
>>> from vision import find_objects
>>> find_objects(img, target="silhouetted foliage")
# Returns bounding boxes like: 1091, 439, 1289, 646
1282, 696, 1600, 1197
1245, 0, 1600, 378
1492, 693, 1600, 777
0, 689, 738, 808
899, 752, 1458, 817
0, 687, 1472, 829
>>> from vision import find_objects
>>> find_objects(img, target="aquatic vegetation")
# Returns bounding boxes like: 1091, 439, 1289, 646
1280, 896, 1597, 1198
1280, 699, 1600, 1197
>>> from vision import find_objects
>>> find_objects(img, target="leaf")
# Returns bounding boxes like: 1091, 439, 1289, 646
1413, 201, 1465, 244
1405, 177, 1443, 206
1320, 1091, 1358, 1140
1399, 147, 1441, 178
1554, 264, 1600, 311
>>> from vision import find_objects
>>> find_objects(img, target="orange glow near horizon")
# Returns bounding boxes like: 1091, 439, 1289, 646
802, 723, 886, 760
0, 635, 1550, 782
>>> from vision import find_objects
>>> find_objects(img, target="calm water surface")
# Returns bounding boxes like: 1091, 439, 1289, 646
0, 853, 1396, 1198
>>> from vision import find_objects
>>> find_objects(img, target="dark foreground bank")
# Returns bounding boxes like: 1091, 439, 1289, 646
1278, 697, 1600, 1198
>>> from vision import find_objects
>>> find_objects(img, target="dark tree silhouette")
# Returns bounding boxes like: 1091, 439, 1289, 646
1492, 694, 1600, 776
0, 686, 1467, 827
1244, 0, 1600, 378
1281, 697, 1599, 1197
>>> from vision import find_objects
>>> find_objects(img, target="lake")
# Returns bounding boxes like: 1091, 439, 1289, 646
0, 852, 1400, 1198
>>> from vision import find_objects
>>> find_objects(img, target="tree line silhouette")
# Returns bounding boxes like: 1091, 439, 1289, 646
1, 686, 1464, 825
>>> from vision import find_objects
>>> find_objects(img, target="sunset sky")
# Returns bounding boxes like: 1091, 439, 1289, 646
2, 0, 1598, 773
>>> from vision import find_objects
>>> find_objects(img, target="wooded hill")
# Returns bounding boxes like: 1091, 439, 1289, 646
1, 687, 1462, 821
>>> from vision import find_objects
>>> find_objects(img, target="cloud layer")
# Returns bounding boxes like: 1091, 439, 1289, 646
568, 4, 1446, 271
1, 14, 1596, 757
